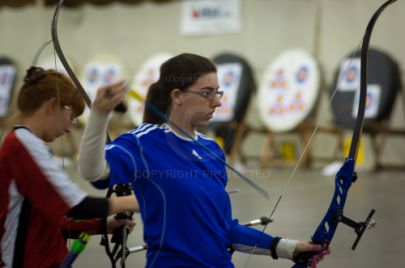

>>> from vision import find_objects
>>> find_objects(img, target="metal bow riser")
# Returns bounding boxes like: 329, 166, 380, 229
311, 158, 355, 245
292, 1, 396, 267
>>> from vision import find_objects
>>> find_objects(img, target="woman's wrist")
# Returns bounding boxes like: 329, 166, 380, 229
276, 238, 299, 260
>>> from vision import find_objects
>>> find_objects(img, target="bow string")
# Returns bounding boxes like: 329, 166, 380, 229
51, 1, 132, 267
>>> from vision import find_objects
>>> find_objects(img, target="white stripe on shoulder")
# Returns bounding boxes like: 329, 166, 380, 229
14, 129, 86, 208
163, 123, 197, 141
135, 125, 159, 138
129, 123, 154, 135
161, 124, 171, 133
105, 144, 116, 150
197, 133, 214, 141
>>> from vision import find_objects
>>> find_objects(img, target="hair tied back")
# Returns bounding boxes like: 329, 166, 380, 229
24, 66, 46, 85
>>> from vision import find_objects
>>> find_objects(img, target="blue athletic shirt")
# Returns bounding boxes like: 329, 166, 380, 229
98, 124, 274, 268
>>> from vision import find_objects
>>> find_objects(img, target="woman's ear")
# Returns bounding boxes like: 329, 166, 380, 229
170, 89, 183, 105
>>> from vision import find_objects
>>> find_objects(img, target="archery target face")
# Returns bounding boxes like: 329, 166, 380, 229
337, 58, 361, 91
0, 64, 16, 117
352, 84, 381, 118
210, 63, 242, 122
128, 53, 173, 126
331, 48, 400, 129
258, 49, 320, 132
80, 55, 127, 124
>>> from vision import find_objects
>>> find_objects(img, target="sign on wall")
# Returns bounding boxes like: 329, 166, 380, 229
181, 0, 241, 35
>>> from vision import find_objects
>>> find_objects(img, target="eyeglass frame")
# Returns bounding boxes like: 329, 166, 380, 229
63, 105, 79, 124
184, 90, 224, 100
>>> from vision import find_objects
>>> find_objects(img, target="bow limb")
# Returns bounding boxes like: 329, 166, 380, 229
292, 1, 396, 267
51, 1, 131, 267
349, 0, 397, 161
51, 0, 92, 108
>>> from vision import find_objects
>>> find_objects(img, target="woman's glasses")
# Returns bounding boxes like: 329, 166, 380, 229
63, 105, 79, 124
185, 90, 224, 100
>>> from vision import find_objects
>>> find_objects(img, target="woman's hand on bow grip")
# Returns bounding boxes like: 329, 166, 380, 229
93, 81, 127, 113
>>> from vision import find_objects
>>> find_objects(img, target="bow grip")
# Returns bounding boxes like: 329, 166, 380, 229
291, 250, 318, 268
110, 184, 133, 243
114, 102, 127, 113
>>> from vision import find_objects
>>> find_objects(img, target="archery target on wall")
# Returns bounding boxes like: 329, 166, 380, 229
211, 63, 241, 122
80, 54, 128, 124
211, 53, 256, 124
331, 48, 401, 129
209, 53, 256, 153
0, 57, 17, 118
127, 53, 173, 126
258, 49, 321, 132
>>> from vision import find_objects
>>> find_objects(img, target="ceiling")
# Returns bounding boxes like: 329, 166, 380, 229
0, 0, 174, 8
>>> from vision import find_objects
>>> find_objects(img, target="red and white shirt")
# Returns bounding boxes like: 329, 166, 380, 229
0, 127, 86, 268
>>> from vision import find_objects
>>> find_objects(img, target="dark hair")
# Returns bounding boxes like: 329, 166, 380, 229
143, 53, 217, 124
17, 67, 85, 117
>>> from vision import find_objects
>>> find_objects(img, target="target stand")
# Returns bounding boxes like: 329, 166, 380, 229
228, 119, 345, 169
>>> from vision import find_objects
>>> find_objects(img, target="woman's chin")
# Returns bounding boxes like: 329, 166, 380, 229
44, 137, 55, 142
193, 120, 209, 129
46, 132, 62, 142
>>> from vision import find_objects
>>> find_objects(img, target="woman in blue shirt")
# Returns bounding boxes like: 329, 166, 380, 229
78, 53, 326, 267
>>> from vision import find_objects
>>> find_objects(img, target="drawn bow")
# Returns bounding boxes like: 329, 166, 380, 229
51, 1, 132, 267
292, 1, 396, 267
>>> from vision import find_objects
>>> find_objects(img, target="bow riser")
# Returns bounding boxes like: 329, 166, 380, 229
291, 158, 355, 268
311, 158, 355, 244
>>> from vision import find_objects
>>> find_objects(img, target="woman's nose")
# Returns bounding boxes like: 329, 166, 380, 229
211, 95, 222, 107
